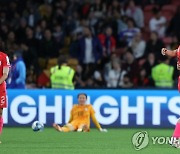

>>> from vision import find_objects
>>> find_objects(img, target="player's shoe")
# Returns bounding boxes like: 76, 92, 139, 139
170, 138, 180, 148
173, 142, 180, 148
53, 123, 62, 132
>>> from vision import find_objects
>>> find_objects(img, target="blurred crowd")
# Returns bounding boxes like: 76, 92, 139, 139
0, 0, 180, 89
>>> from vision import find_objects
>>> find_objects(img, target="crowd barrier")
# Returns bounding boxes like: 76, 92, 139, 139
3, 89, 180, 128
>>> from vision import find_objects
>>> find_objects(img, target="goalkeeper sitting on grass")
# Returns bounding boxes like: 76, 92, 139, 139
53, 93, 107, 132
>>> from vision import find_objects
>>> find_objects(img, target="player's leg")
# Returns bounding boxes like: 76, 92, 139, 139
77, 123, 89, 132
0, 108, 3, 143
53, 123, 62, 131
171, 118, 180, 148
172, 118, 180, 138
0, 92, 7, 143
53, 121, 77, 132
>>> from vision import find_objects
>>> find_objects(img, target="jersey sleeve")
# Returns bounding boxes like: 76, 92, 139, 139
89, 104, 95, 116
68, 105, 77, 123
89, 105, 101, 129
68, 111, 73, 123
2, 54, 10, 68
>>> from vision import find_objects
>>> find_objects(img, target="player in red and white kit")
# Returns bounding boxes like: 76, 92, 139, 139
161, 47, 180, 90
0, 51, 10, 143
161, 46, 180, 148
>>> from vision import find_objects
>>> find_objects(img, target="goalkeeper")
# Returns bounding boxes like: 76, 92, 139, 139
53, 93, 107, 132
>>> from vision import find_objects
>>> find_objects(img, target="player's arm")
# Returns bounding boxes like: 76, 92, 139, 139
90, 106, 107, 132
161, 48, 177, 57
68, 113, 73, 123
68, 107, 74, 123
91, 113, 101, 130
0, 66, 9, 84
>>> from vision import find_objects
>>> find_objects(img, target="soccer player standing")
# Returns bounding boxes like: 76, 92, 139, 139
0, 51, 10, 143
161, 47, 180, 147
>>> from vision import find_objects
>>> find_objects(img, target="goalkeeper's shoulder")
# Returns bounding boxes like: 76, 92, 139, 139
86, 104, 93, 108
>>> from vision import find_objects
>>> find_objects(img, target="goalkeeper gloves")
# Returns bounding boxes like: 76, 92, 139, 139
99, 128, 108, 132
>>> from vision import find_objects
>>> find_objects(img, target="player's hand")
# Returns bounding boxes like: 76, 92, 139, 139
99, 128, 108, 132
161, 48, 167, 56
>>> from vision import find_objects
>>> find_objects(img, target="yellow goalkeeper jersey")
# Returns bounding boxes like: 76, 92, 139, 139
68, 104, 101, 129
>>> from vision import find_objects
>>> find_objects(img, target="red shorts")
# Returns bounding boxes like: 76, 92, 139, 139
0, 89, 7, 108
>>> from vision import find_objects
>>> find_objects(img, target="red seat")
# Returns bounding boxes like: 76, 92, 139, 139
171, 0, 180, 5
162, 11, 174, 21
144, 5, 158, 12
162, 5, 177, 14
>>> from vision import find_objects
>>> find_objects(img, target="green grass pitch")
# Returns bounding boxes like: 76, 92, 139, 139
0, 128, 179, 154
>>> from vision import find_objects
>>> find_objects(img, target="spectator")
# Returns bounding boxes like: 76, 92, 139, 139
5, 31, 16, 53
38, 29, 58, 58
38, 1, 52, 19
0, 24, 9, 41
90, 0, 106, 19
7, 51, 26, 89
104, 53, 118, 81
125, 0, 144, 28
74, 64, 85, 88
167, 6, 180, 40
93, 67, 106, 88
52, 24, 65, 50
145, 31, 164, 60
0, 11, 7, 25
134, 68, 150, 87
116, 14, 128, 34
15, 18, 27, 43
63, 15, 76, 35
26, 6, 40, 28
106, 58, 127, 88
121, 74, 133, 88
143, 52, 157, 86
129, 32, 146, 60
34, 25, 43, 40
122, 49, 139, 85
107, 0, 124, 17
118, 18, 140, 45
149, 7, 167, 38
69, 33, 83, 58
20, 26, 38, 71
98, 27, 116, 57
151, 56, 174, 88
78, 26, 102, 78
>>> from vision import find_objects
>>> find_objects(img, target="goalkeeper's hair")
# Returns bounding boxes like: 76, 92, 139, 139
77, 93, 87, 99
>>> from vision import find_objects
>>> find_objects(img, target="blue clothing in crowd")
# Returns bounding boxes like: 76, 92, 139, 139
78, 37, 103, 63
7, 57, 26, 89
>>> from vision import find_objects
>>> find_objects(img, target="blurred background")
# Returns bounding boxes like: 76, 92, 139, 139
0, 0, 179, 90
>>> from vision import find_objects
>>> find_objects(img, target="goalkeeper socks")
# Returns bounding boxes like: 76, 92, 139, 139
172, 120, 180, 138
0, 117, 3, 134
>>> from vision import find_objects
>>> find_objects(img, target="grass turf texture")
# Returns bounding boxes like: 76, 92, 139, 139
0, 128, 179, 154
